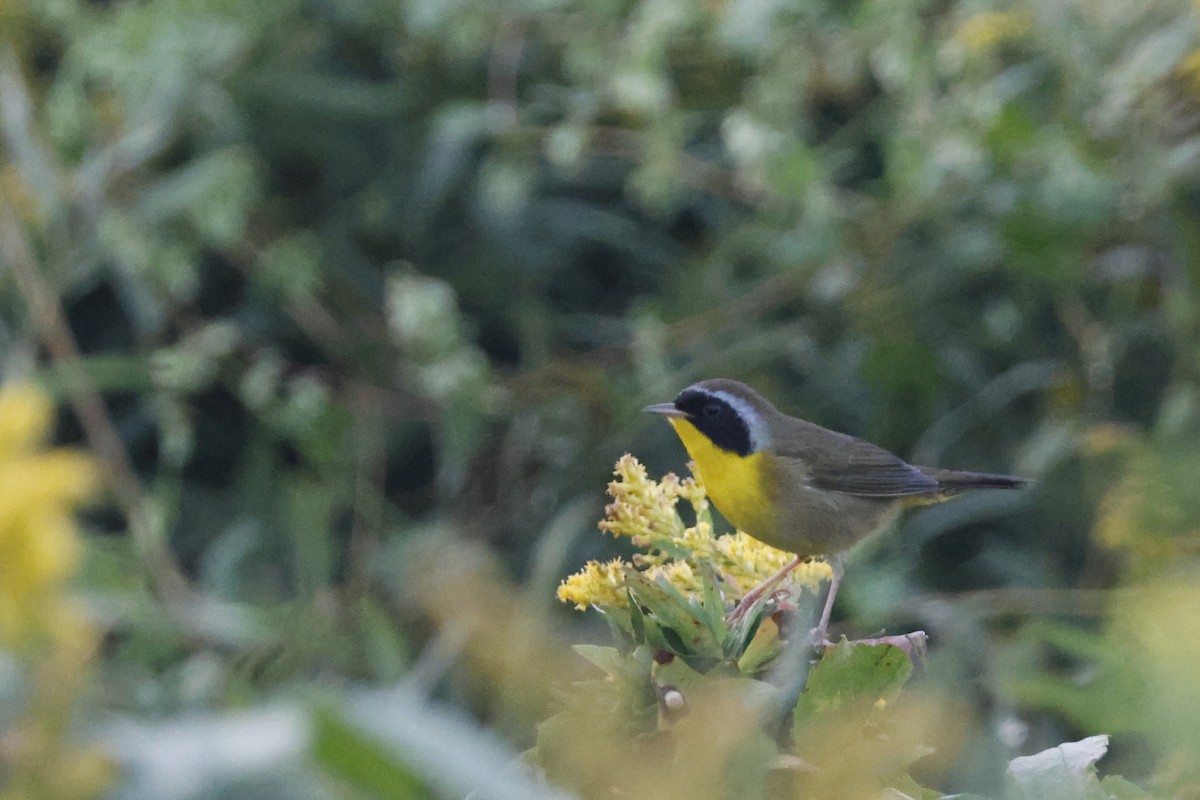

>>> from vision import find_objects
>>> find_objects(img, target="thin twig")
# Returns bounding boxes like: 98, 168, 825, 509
0, 191, 190, 603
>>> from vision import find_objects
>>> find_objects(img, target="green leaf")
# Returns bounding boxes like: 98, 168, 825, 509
628, 590, 646, 640
604, 605, 635, 642
573, 644, 625, 678
725, 600, 769, 664
652, 651, 707, 696
735, 616, 780, 676
698, 562, 729, 644
313, 707, 429, 798
794, 642, 914, 726
623, 569, 722, 659
636, 609, 677, 653
1099, 775, 1155, 800
1004, 735, 1111, 800
711, 712, 778, 800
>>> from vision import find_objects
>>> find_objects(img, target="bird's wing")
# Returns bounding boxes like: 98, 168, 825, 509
776, 425, 939, 497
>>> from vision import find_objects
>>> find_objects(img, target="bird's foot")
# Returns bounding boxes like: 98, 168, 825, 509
726, 588, 769, 624
807, 625, 833, 649
726, 599, 750, 624
726, 554, 809, 624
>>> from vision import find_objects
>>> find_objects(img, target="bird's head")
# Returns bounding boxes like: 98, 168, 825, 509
643, 379, 776, 457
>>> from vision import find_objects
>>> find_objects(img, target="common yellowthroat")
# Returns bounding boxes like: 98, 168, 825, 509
644, 378, 1028, 642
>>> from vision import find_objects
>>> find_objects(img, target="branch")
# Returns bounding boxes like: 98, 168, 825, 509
0, 190, 191, 604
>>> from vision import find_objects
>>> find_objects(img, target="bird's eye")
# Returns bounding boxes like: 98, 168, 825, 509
702, 401, 722, 418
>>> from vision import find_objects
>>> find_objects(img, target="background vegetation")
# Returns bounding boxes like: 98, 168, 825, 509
3, 0, 1200, 796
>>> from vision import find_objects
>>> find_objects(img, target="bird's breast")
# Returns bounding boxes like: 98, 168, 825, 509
667, 418, 779, 541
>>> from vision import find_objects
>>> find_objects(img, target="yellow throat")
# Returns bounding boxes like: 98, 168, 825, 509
668, 417, 777, 540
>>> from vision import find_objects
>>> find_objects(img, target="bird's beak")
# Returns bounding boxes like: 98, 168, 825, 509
643, 402, 688, 419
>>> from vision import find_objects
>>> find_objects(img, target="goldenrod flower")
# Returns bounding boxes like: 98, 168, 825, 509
598, 454, 704, 546
0, 386, 99, 644
560, 455, 830, 611
645, 560, 701, 596
713, 531, 830, 594
0, 382, 109, 799
557, 558, 632, 610
0, 382, 54, 458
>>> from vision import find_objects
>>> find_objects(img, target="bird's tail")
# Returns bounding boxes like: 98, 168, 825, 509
918, 467, 1030, 494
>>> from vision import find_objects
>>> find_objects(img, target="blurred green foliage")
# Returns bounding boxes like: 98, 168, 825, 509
3, 0, 1200, 796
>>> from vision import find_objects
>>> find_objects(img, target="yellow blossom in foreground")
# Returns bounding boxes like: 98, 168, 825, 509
560, 455, 830, 611
0, 382, 109, 799
0, 381, 54, 458
645, 560, 701, 596
713, 531, 830, 594
598, 454, 705, 546
558, 558, 632, 610
0, 388, 99, 644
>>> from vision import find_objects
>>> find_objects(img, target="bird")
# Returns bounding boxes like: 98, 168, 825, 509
643, 378, 1028, 644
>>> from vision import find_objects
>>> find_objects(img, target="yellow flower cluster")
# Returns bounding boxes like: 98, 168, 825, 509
0, 384, 98, 642
558, 455, 831, 611
0, 383, 111, 799
597, 454, 706, 546
674, 525, 829, 595
558, 558, 629, 611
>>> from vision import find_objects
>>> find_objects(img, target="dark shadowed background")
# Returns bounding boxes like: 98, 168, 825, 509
2, 0, 1200, 797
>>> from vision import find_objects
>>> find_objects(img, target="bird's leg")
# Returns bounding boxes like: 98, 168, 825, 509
726, 553, 807, 622
808, 554, 845, 647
